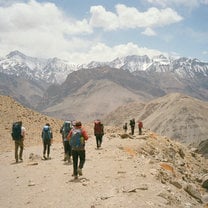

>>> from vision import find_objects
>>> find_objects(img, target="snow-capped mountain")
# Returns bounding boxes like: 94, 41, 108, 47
0, 50, 77, 84
80, 54, 208, 81
0, 50, 208, 85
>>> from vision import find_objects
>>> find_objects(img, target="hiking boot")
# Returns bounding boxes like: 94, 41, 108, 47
63, 154, 67, 161
47, 155, 51, 160
74, 175, 78, 180
43, 155, 47, 160
78, 168, 83, 176
19, 158, 23, 162
16, 159, 18, 163
68, 157, 72, 163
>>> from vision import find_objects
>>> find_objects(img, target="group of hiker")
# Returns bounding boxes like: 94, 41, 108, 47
123, 118, 143, 135
11, 119, 104, 180
11, 118, 142, 180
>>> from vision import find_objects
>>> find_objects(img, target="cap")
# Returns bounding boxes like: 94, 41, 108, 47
75, 121, 82, 127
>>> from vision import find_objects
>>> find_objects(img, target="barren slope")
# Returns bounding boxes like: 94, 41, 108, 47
103, 93, 208, 146
0, 95, 63, 152
42, 79, 145, 121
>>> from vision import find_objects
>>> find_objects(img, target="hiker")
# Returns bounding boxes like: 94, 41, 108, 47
138, 121, 143, 135
67, 121, 88, 180
94, 119, 104, 149
129, 118, 135, 135
41, 123, 53, 160
123, 122, 128, 133
11, 121, 26, 163
60, 121, 72, 163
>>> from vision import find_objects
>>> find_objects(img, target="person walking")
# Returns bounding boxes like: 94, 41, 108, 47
67, 121, 88, 180
94, 119, 104, 149
11, 121, 26, 163
138, 121, 143, 135
129, 118, 135, 135
123, 122, 128, 133
60, 121, 72, 163
41, 123, 53, 160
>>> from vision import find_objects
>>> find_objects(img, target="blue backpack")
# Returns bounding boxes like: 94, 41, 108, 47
42, 126, 52, 142
69, 129, 85, 149
11, 122, 22, 140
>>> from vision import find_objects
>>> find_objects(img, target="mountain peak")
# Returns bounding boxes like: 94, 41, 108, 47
6, 50, 27, 59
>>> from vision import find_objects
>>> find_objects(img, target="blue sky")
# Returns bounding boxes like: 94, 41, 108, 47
0, 0, 208, 64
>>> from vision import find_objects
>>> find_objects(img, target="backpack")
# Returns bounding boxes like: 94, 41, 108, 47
61, 121, 72, 138
94, 120, 104, 135
130, 119, 135, 127
138, 121, 143, 128
42, 126, 52, 142
69, 129, 84, 149
11, 122, 22, 140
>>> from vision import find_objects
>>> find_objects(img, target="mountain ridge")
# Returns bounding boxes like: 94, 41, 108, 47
103, 92, 208, 147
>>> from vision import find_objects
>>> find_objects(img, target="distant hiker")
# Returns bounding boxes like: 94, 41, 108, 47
129, 118, 135, 135
41, 123, 53, 160
11, 121, 26, 163
60, 121, 72, 163
123, 122, 128, 133
138, 121, 143, 135
94, 119, 104, 149
67, 121, 88, 180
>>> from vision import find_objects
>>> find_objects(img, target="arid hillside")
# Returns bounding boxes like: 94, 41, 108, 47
0, 95, 63, 152
103, 93, 208, 147
41, 79, 146, 121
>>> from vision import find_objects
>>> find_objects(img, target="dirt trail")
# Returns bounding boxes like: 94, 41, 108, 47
0, 132, 205, 208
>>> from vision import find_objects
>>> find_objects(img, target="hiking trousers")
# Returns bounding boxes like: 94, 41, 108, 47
131, 126, 135, 135
72, 149, 85, 176
95, 135, 103, 148
43, 140, 51, 157
63, 140, 72, 157
139, 128, 142, 135
15, 139, 24, 161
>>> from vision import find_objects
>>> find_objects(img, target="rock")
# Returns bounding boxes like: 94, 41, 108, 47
202, 194, 208, 203
201, 174, 208, 189
119, 133, 129, 139
170, 180, 182, 189
178, 148, 185, 159
184, 184, 202, 203
28, 180, 35, 187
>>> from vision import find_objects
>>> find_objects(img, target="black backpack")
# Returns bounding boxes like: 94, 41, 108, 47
61, 121, 72, 138
11, 122, 22, 140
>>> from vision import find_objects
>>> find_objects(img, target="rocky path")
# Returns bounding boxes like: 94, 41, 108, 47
0, 132, 206, 208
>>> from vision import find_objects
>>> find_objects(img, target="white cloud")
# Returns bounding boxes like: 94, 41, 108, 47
146, 0, 199, 9
89, 5, 119, 31
72, 42, 165, 64
142, 28, 157, 36
89, 4, 183, 30
201, 0, 208, 5
0, 0, 92, 58
0, 0, 178, 64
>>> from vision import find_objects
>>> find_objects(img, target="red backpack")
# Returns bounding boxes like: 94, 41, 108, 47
94, 120, 104, 135
138, 121, 143, 128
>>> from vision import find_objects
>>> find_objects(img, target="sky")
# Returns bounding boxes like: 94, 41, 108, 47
0, 0, 208, 64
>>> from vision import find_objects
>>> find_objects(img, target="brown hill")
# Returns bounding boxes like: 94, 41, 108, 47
41, 79, 147, 121
103, 93, 208, 147
38, 67, 164, 121
0, 72, 48, 109
0, 95, 63, 152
